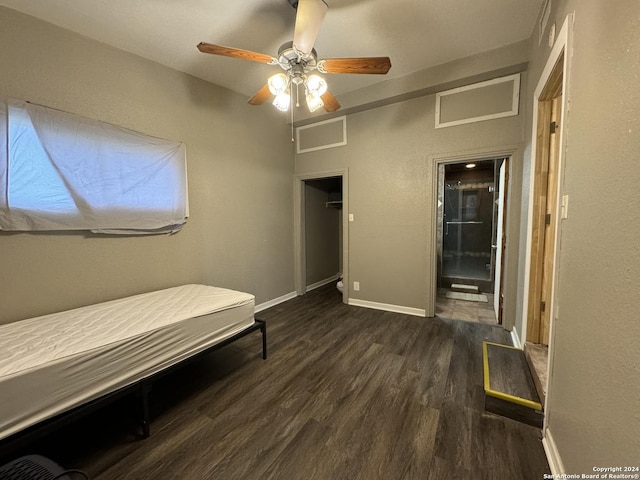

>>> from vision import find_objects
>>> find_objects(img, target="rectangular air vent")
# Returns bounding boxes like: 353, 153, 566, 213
435, 74, 520, 129
539, 0, 552, 45
296, 116, 347, 154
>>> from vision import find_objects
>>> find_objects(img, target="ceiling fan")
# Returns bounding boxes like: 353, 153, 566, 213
197, 0, 391, 114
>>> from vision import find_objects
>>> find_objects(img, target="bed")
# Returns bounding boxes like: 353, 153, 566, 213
0, 284, 267, 451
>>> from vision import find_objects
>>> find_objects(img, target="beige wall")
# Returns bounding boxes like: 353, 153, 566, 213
0, 7, 295, 324
296, 47, 528, 316
521, 0, 640, 472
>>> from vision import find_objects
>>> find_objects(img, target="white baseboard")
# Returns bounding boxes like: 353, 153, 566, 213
348, 298, 426, 317
511, 327, 522, 348
542, 427, 564, 475
255, 291, 297, 313
306, 274, 339, 292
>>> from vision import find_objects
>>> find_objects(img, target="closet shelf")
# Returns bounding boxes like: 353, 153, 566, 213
326, 200, 343, 209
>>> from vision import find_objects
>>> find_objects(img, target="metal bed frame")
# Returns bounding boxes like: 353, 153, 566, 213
0, 319, 266, 461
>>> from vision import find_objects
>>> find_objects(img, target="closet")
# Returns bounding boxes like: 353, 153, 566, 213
304, 177, 342, 291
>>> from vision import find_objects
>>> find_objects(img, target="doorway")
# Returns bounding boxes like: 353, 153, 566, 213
522, 53, 564, 409
304, 177, 343, 291
526, 52, 564, 346
434, 156, 509, 324
294, 170, 349, 302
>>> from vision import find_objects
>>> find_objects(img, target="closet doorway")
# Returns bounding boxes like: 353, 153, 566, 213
294, 171, 348, 302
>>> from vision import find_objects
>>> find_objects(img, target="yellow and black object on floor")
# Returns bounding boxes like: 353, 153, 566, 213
482, 341, 544, 428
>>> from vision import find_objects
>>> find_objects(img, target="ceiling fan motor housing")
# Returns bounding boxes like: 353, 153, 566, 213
277, 41, 318, 76
277, 41, 317, 68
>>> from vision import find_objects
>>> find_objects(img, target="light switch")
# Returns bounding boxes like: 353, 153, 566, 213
349, 213, 354, 222
561, 195, 569, 219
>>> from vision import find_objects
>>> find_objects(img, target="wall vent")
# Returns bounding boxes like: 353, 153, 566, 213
296, 116, 347, 154
539, 0, 552, 46
435, 74, 520, 129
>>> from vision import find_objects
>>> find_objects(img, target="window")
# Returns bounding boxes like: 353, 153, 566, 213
0, 99, 188, 234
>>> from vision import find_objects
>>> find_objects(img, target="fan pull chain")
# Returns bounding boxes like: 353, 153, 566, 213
290, 94, 295, 143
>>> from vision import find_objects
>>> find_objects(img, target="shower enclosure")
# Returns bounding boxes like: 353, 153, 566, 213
437, 159, 502, 293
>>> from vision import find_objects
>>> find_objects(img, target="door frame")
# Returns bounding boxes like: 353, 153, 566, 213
520, 14, 573, 458
493, 158, 509, 325
428, 148, 516, 324
521, 14, 573, 348
294, 169, 349, 302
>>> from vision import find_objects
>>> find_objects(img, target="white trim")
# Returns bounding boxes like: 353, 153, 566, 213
255, 291, 297, 313
435, 74, 520, 128
296, 116, 347, 154
510, 327, 522, 349
542, 428, 565, 475
348, 298, 426, 317
306, 274, 339, 292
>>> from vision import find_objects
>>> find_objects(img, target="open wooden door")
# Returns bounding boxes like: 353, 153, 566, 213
527, 54, 564, 345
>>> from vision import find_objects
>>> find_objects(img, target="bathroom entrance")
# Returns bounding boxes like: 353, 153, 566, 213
435, 157, 508, 323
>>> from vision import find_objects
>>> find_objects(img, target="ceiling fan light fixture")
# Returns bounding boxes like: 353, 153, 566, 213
198, 0, 391, 119
305, 74, 327, 97
306, 92, 324, 112
273, 90, 291, 112
268, 73, 289, 95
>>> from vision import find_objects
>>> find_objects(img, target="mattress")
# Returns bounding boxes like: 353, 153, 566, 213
0, 284, 255, 441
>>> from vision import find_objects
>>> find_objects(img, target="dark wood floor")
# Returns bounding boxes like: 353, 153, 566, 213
8, 285, 550, 479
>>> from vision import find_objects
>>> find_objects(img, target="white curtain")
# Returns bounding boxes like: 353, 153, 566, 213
0, 99, 188, 234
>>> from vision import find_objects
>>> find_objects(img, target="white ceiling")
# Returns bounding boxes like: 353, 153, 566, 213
0, 0, 543, 100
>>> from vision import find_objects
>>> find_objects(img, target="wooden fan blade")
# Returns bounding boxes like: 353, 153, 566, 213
321, 91, 340, 112
197, 42, 275, 64
320, 57, 391, 75
293, 0, 328, 55
247, 84, 272, 106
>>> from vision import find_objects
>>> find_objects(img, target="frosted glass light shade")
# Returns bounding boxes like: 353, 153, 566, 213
273, 91, 291, 112
268, 73, 289, 95
306, 92, 324, 112
305, 74, 327, 97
